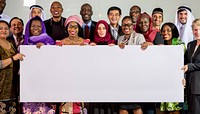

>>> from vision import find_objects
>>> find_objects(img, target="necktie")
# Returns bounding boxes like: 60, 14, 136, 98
112, 29, 118, 40
85, 25, 89, 39
16, 37, 22, 46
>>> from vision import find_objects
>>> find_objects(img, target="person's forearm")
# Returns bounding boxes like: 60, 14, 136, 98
0, 58, 13, 69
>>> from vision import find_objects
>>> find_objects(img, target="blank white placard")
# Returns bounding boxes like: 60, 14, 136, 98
20, 45, 184, 102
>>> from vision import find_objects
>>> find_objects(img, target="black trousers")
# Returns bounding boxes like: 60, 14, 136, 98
188, 94, 200, 114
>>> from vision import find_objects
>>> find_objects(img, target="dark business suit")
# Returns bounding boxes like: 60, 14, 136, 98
109, 25, 123, 45
7, 35, 24, 51
83, 20, 97, 42
184, 40, 200, 114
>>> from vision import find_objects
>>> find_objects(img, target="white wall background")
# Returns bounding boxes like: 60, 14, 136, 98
4, 0, 200, 25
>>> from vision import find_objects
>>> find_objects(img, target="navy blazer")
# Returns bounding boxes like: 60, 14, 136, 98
184, 40, 200, 94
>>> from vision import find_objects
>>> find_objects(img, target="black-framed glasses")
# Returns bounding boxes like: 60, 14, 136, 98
122, 24, 133, 27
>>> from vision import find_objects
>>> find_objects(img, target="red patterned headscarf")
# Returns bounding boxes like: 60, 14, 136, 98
135, 12, 159, 42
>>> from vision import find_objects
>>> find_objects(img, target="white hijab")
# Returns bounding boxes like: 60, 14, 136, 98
175, 6, 195, 46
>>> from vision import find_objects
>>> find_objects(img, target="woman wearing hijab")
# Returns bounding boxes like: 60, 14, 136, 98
135, 12, 164, 45
135, 12, 164, 114
90, 20, 115, 45
21, 16, 55, 114
24, 16, 54, 47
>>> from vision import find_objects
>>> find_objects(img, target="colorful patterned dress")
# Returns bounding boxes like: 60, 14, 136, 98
0, 45, 19, 114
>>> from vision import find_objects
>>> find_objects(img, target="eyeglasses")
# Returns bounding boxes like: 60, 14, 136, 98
68, 25, 78, 29
130, 10, 140, 14
122, 24, 133, 27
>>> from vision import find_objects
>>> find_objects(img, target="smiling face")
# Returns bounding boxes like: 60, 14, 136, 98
50, 1, 63, 18
152, 13, 163, 27
178, 10, 187, 25
138, 17, 150, 33
31, 8, 42, 18
192, 23, 200, 40
10, 18, 24, 36
67, 21, 79, 37
0, 22, 9, 39
97, 23, 106, 38
129, 6, 141, 23
161, 25, 172, 41
122, 18, 133, 36
30, 20, 42, 36
107, 10, 121, 27
80, 4, 93, 23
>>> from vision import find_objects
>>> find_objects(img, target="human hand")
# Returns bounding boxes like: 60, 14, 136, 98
108, 43, 115, 46
13, 53, 25, 61
36, 42, 44, 48
83, 39, 90, 45
181, 65, 188, 73
89, 42, 96, 46
182, 78, 186, 87
141, 42, 153, 50
118, 43, 125, 49
55, 40, 63, 46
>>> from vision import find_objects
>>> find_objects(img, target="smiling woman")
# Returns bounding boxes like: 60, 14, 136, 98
58, 15, 84, 45
91, 20, 115, 45
0, 20, 25, 114
23, 16, 54, 46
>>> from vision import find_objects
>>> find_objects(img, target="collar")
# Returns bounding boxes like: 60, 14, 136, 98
0, 14, 4, 18
83, 20, 92, 28
110, 24, 119, 31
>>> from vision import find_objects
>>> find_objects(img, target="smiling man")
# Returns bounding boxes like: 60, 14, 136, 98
44, 1, 67, 41
107, 6, 123, 44
129, 5, 141, 30
152, 8, 163, 30
7, 17, 24, 51
175, 5, 195, 46
80, 3, 97, 42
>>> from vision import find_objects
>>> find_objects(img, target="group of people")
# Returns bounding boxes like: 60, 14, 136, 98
0, 0, 200, 114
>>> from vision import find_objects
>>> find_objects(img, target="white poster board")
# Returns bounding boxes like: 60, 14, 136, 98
20, 45, 184, 102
